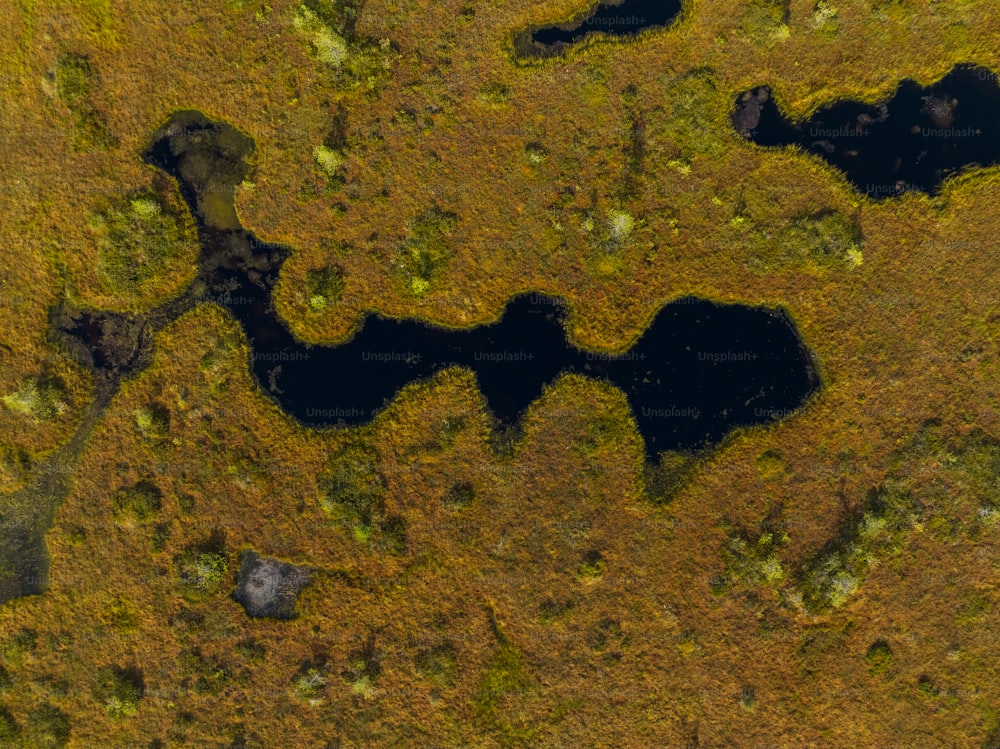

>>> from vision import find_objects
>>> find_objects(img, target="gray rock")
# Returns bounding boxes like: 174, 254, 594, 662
232, 551, 310, 620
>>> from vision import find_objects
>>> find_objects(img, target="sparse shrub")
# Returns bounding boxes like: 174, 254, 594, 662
397, 208, 458, 296
135, 404, 170, 442
586, 618, 625, 654
93, 666, 144, 720
0, 706, 18, 741
90, 191, 197, 302
865, 640, 894, 676
293, 1, 395, 91
711, 525, 787, 594
781, 211, 862, 269
414, 642, 459, 688
2, 377, 68, 422
444, 481, 475, 509
342, 636, 380, 699
2, 628, 37, 666
577, 550, 606, 582
525, 142, 548, 165
477, 81, 510, 105
112, 480, 162, 523
51, 53, 117, 150
537, 598, 574, 624
292, 661, 329, 706
304, 265, 345, 313
23, 703, 70, 748
375, 515, 407, 556
739, 686, 756, 711
176, 540, 229, 602
474, 641, 537, 744
740, 0, 791, 44
319, 440, 405, 551
796, 483, 914, 613
0, 445, 30, 493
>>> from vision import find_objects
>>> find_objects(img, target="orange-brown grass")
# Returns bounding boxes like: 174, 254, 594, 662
2, 0, 1000, 745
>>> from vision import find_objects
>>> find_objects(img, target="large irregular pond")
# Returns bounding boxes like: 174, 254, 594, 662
136, 112, 818, 456
515, 0, 683, 57
734, 64, 1000, 198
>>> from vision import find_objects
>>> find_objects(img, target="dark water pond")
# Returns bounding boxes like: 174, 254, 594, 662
516, 0, 682, 56
136, 112, 818, 456
734, 65, 1000, 199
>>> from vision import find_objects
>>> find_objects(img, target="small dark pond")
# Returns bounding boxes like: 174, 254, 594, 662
516, 0, 682, 57
131, 112, 818, 456
734, 64, 1000, 199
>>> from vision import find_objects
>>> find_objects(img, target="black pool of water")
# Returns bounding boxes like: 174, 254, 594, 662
517, 0, 682, 55
140, 112, 819, 456
734, 65, 1000, 199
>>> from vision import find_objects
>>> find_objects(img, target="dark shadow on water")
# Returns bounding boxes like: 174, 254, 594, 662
514, 0, 682, 58
734, 64, 1000, 199
139, 111, 819, 456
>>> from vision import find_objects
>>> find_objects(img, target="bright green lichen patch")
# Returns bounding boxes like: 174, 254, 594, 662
90, 191, 198, 308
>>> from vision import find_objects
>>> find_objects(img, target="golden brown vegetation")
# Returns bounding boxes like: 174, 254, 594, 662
2, 0, 1000, 745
